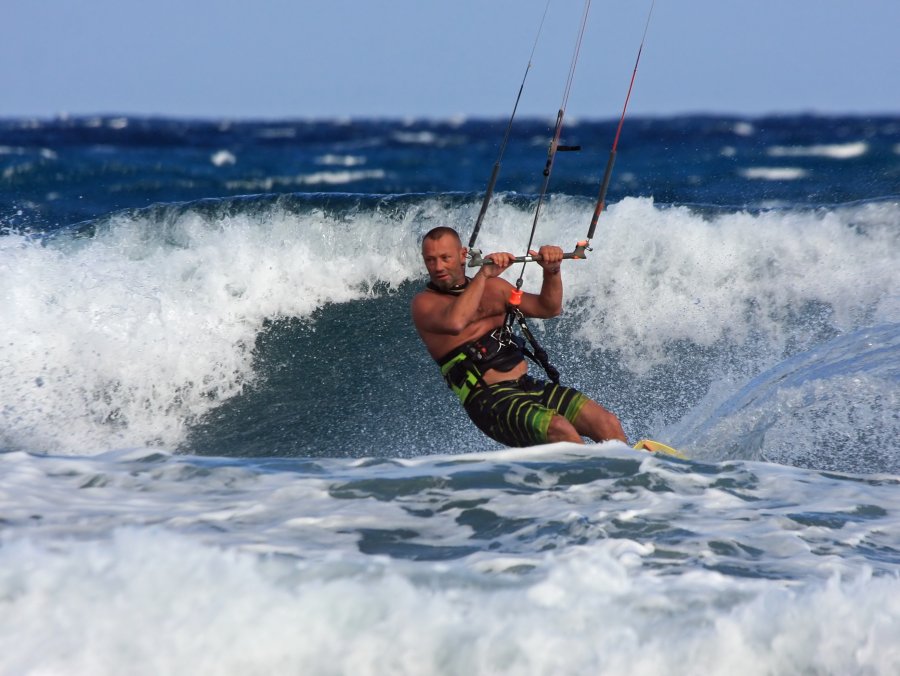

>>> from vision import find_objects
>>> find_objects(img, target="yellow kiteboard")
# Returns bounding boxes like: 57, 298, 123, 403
633, 439, 687, 459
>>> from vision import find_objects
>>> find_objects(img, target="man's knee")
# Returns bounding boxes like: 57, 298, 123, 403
545, 414, 584, 444
574, 400, 626, 442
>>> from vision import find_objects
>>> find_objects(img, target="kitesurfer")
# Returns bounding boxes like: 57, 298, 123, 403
412, 226, 627, 447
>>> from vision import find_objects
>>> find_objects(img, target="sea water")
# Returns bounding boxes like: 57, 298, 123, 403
1, 115, 899, 674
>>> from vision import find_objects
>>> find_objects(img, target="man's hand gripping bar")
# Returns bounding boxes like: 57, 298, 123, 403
467, 241, 591, 268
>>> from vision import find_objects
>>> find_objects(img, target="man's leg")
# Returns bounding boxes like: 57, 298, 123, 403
545, 414, 584, 444
572, 399, 627, 443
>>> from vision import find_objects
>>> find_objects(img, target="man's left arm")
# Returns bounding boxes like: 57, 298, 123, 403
519, 245, 564, 319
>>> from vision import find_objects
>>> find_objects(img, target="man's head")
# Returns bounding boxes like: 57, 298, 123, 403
421, 226, 467, 290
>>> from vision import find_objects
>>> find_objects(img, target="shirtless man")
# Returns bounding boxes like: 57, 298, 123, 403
411, 226, 627, 447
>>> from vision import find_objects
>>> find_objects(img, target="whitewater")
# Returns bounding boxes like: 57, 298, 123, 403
1, 114, 899, 674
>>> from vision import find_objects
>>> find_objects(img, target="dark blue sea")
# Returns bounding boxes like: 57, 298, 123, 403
1, 114, 899, 674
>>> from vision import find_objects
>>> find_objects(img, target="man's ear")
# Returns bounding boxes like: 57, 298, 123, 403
461, 247, 468, 260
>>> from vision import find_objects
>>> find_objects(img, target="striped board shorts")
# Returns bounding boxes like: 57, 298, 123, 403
462, 375, 588, 447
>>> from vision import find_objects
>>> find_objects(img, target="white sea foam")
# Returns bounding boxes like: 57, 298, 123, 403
483, 196, 900, 374
0, 145, 56, 159
732, 121, 755, 137
767, 141, 868, 159
298, 169, 386, 185
0, 205, 419, 454
392, 130, 440, 145
3, 442, 893, 571
0, 529, 897, 676
210, 149, 237, 166
670, 323, 900, 472
2, 197, 896, 455
739, 167, 808, 180
0, 439, 896, 673
316, 153, 367, 167
225, 169, 385, 191
1, 162, 35, 179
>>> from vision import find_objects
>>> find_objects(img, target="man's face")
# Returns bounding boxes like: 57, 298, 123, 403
422, 234, 467, 290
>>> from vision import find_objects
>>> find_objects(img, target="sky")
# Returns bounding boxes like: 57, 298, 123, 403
2, 0, 899, 120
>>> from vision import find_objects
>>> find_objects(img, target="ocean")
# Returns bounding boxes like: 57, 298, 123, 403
1, 114, 899, 674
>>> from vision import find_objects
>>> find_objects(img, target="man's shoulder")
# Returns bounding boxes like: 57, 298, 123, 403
485, 276, 514, 290
482, 275, 515, 300
412, 285, 440, 303
411, 286, 445, 318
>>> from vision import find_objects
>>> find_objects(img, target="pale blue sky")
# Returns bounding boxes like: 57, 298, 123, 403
2, 0, 898, 119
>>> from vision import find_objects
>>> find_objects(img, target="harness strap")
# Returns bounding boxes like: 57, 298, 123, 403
437, 327, 523, 404
505, 306, 561, 383
439, 352, 479, 403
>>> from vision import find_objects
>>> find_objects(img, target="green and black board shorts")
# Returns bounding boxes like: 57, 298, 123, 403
462, 375, 588, 447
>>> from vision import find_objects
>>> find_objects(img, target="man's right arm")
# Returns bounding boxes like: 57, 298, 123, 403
412, 253, 515, 335
412, 270, 490, 335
